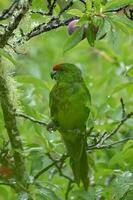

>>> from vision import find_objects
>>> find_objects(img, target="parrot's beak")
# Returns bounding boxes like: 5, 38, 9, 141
50, 70, 57, 79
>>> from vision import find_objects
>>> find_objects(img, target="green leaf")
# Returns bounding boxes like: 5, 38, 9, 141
36, 187, 59, 200
96, 18, 110, 40
94, 0, 101, 12
77, 14, 88, 26
110, 15, 133, 33
18, 192, 29, 200
104, 0, 133, 11
86, 0, 92, 11
72, 189, 96, 200
67, 9, 83, 17
64, 27, 84, 52
123, 149, 133, 162
0, 48, 16, 65
123, 140, 133, 152
87, 23, 96, 46
15, 75, 50, 90
109, 152, 124, 168
124, 189, 133, 200
112, 81, 133, 94
127, 66, 133, 77
0, 186, 9, 199
72, 187, 103, 200
112, 171, 133, 199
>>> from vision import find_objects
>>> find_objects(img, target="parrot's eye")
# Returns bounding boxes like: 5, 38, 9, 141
51, 70, 57, 79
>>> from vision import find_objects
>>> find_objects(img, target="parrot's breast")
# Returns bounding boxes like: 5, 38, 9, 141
50, 82, 90, 133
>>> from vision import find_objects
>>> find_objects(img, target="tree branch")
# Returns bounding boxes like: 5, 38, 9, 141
13, 0, 76, 45
16, 112, 47, 127
0, 0, 32, 193
88, 137, 133, 150
48, 0, 57, 15
30, 9, 50, 16
65, 180, 73, 200
120, 97, 126, 118
0, 0, 19, 21
0, 0, 32, 48
24, 17, 76, 42
34, 154, 68, 180
88, 107, 133, 151
47, 153, 73, 182
0, 74, 26, 184
104, 112, 133, 141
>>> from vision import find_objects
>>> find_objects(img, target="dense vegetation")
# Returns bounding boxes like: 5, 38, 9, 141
0, 0, 133, 199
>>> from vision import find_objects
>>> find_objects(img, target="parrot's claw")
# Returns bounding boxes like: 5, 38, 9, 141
74, 129, 82, 136
47, 121, 56, 132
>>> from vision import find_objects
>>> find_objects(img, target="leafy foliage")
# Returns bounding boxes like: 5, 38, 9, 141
0, 0, 133, 199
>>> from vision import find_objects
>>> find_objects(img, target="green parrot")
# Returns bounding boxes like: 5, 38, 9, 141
49, 63, 91, 189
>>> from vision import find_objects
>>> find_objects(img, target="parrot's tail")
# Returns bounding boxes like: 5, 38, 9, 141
63, 134, 89, 190
70, 143, 89, 190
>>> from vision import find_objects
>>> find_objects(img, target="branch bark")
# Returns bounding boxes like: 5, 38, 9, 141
0, 0, 32, 193
0, 0, 19, 21
18, 17, 76, 43
0, 0, 32, 48
0, 71, 26, 184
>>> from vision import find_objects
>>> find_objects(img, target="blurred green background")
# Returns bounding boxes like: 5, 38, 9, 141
0, 0, 133, 199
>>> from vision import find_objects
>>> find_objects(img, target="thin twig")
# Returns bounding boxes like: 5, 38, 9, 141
109, 137, 133, 146
30, 9, 49, 16
88, 131, 108, 149
65, 180, 73, 200
87, 98, 133, 150
104, 112, 133, 141
120, 98, 126, 118
47, 153, 73, 182
47, 0, 52, 9
34, 162, 56, 180
88, 112, 133, 150
16, 113, 47, 126
58, 1, 73, 17
48, 0, 57, 15
88, 137, 133, 150
34, 154, 68, 180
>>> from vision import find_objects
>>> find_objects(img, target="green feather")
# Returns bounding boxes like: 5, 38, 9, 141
49, 63, 91, 189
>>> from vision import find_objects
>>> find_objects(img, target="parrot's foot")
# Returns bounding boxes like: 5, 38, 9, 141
47, 121, 56, 132
75, 129, 81, 136
73, 129, 86, 137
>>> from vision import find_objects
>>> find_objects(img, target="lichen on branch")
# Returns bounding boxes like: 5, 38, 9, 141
0, 59, 26, 184
0, 0, 32, 192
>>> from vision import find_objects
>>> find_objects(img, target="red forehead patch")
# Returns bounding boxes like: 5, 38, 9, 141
53, 64, 62, 71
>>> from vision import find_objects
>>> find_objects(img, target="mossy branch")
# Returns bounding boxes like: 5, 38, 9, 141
0, 69, 26, 184
0, 0, 32, 192
0, 0, 32, 48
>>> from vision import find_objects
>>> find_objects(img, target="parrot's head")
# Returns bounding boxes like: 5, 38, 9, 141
51, 63, 82, 82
